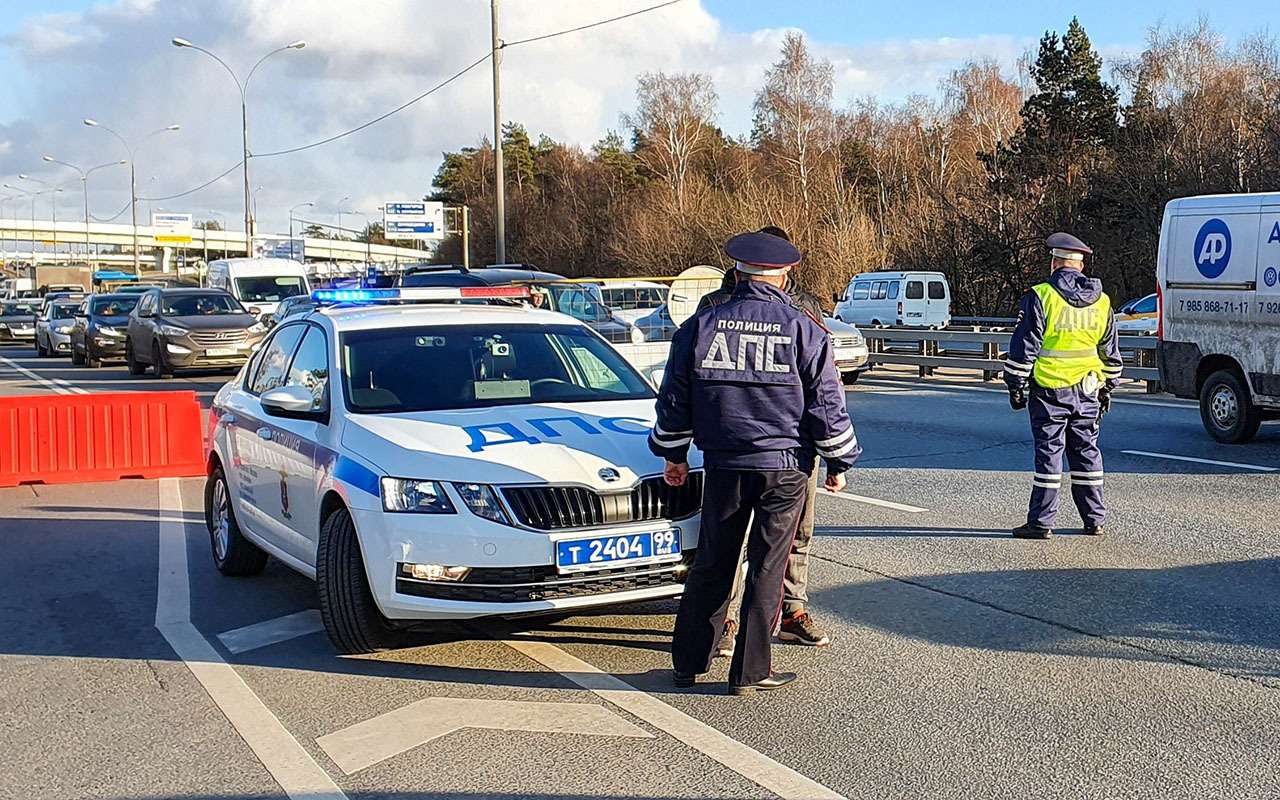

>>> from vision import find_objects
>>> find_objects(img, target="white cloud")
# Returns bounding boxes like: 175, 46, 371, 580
0, 0, 1052, 234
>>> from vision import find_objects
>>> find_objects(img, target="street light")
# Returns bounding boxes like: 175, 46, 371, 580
83, 119, 181, 272
5, 184, 62, 270
289, 201, 314, 240
252, 184, 265, 223
18, 175, 63, 262
345, 210, 371, 264
172, 37, 306, 240
42, 155, 127, 262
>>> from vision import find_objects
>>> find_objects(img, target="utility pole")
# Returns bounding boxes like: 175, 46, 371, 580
491, 0, 505, 264
462, 205, 470, 270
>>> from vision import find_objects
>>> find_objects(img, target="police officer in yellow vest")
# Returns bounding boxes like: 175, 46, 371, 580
1003, 233, 1124, 538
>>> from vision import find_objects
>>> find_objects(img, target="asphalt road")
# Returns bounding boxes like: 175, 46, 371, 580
2, 344, 1278, 800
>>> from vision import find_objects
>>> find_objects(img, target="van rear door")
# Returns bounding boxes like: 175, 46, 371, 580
903, 277, 925, 325
926, 277, 949, 326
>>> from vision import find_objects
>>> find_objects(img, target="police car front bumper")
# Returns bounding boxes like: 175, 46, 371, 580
351, 506, 701, 621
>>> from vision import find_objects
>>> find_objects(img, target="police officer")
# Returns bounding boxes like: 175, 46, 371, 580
696, 226, 832, 654
649, 230, 859, 694
1004, 232, 1123, 538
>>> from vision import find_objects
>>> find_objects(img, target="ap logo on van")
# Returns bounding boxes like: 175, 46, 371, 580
1193, 218, 1232, 279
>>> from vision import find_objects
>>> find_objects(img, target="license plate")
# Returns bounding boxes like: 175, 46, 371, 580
555, 529, 681, 573
206, 347, 239, 357
14, 328, 31, 334
835, 348, 862, 362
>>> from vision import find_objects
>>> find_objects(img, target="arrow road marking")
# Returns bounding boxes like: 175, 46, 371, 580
316, 696, 653, 775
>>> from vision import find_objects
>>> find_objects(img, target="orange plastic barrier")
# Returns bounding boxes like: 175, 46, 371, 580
0, 391, 206, 488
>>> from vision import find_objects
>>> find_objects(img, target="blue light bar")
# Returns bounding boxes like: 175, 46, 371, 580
312, 288, 400, 303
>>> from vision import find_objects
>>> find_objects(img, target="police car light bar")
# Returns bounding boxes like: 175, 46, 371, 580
311, 286, 532, 304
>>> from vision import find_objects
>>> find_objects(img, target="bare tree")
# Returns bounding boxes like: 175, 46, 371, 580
623, 72, 718, 213
753, 32, 836, 211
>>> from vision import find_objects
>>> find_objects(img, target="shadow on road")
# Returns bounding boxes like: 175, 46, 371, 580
812, 557, 1280, 680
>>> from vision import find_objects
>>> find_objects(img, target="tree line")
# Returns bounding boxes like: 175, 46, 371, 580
431, 18, 1280, 313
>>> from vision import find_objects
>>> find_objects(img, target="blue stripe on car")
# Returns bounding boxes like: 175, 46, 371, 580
334, 455, 380, 496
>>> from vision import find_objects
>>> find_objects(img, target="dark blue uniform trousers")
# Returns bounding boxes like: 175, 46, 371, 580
673, 468, 807, 686
1027, 384, 1106, 528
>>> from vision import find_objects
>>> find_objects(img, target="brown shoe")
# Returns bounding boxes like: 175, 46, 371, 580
778, 610, 830, 647
715, 619, 737, 658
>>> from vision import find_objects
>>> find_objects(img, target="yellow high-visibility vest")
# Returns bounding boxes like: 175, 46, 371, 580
1031, 282, 1109, 389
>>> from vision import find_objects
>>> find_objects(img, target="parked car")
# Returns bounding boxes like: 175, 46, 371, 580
398, 265, 642, 344
267, 295, 320, 328
125, 288, 267, 377
633, 303, 678, 342
70, 293, 140, 367
0, 300, 39, 344
834, 271, 951, 328
599, 280, 669, 325
35, 300, 81, 357
1115, 292, 1157, 333
826, 317, 871, 384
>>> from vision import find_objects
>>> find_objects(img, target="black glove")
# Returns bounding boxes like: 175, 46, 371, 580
1009, 385, 1027, 411
1098, 388, 1112, 415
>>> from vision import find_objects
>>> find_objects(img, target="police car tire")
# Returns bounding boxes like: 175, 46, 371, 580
206, 466, 268, 576
316, 507, 405, 654
1199, 369, 1262, 444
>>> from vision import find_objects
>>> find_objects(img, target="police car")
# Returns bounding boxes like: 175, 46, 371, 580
204, 285, 703, 653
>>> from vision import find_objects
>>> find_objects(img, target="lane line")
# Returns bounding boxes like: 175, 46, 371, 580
0, 352, 89, 394
156, 479, 347, 800
502, 637, 844, 800
856, 376, 1196, 410
1121, 449, 1277, 473
819, 489, 928, 513
218, 610, 325, 654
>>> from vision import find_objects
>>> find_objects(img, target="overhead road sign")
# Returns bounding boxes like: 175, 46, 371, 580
382, 201, 445, 242
152, 212, 193, 244
251, 237, 304, 261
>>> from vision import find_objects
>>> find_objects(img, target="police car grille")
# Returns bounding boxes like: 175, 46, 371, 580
395, 550, 696, 603
503, 473, 703, 531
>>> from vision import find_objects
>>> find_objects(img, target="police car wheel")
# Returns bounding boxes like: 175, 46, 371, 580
316, 507, 405, 654
1199, 369, 1262, 444
205, 465, 268, 576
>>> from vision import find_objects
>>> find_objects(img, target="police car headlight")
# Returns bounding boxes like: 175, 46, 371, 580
380, 478, 456, 514
452, 483, 510, 525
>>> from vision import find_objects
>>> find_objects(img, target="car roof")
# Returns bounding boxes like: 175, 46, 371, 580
150, 287, 233, 295
600, 280, 666, 290
312, 303, 585, 332
400, 267, 567, 286
851, 271, 945, 280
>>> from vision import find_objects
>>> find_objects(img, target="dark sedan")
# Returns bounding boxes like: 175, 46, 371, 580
70, 294, 139, 367
0, 300, 39, 344
125, 288, 267, 377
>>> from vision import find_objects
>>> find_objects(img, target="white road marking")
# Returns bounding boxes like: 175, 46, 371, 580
502, 637, 845, 800
218, 610, 325, 654
1121, 450, 1278, 473
856, 376, 1196, 410
317, 697, 652, 775
819, 489, 928, 513
0, 353, 89, 394
156, 479, 347, 800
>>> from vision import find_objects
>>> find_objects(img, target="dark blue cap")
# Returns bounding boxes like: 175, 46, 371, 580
1046, 232, 1092, 259
724, 232, 802, 275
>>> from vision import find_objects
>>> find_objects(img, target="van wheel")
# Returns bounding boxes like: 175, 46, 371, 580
317, 507, 406, 654
1200, 369, 1262, 444
205, 465, 268, 576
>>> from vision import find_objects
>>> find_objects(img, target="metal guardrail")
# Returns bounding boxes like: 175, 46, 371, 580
862, 326, 1162, 390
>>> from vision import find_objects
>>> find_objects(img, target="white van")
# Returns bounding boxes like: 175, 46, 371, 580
1156, 193, 1280, 443
207, 258, 311, 319
834, 271, 951, 328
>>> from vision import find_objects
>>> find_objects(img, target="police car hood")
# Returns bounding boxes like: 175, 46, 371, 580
1050, 268, 1103, 308
342, 399, 696, 489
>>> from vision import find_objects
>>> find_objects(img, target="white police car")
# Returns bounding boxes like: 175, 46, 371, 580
204, 286, 703, 653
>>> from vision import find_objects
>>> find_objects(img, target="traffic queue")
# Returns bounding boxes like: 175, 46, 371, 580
0, 220, 1169, 694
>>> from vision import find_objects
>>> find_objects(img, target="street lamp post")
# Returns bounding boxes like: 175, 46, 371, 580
172, 37, 306, 241
0, 194, 14, 261
336, 195, 350, 241
289, 201, 314, 240
82, 120, 180, 273
4, 185, 62, 275
42, 155, 127, 263
18, 174, 58, 260
346, 210, 370, 264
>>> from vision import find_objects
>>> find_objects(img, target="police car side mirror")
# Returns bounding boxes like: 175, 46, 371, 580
261, 385, 318, 417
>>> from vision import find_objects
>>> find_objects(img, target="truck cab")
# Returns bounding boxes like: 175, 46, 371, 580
1156, 193, 1280, 442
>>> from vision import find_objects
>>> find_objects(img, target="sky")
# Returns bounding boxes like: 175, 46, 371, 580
0, 0, 1271, 236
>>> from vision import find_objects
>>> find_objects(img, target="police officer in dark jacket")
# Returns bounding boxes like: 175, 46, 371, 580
697, 226, 833, 653
1004, 233, 1123, 538
650, 230, 860, 695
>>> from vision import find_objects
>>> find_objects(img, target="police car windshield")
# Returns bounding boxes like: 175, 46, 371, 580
341, 323, 654, 413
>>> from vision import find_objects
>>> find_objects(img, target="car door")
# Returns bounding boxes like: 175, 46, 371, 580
223, 323, 310, 562
926, 278, 950, 326
270, 324, 332, 560
903, 278, 926, 325
129, 291, 157, 362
